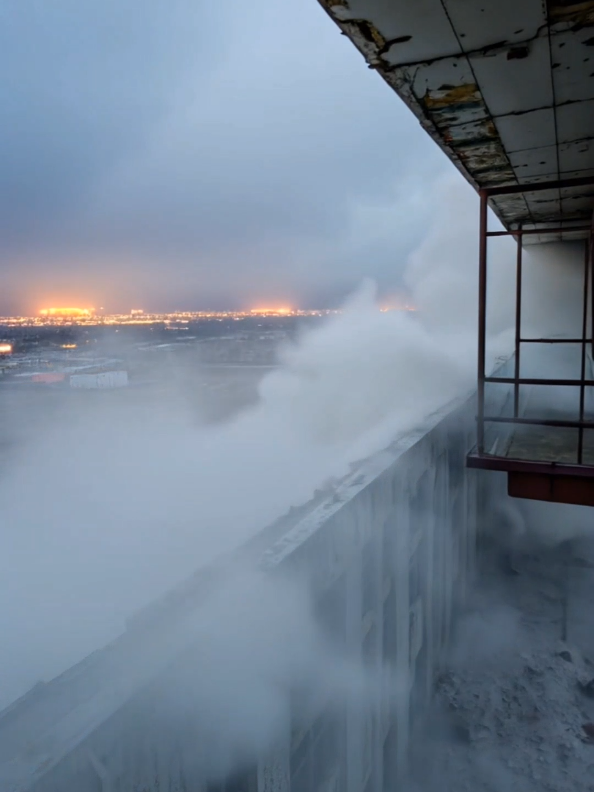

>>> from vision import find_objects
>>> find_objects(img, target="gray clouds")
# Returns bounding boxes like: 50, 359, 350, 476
0, 0, 452, 313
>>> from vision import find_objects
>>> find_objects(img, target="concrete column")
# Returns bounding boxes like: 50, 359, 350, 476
370, 520, 383, 792
442, 455, 454, 650
423, 471, 436, 704
88, 749, 114, 792
258, 731, 290, 792
393, 488, 411, 784
345, 548, 363, 792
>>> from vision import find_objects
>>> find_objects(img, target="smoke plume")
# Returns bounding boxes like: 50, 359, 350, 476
0, 175, 515, 779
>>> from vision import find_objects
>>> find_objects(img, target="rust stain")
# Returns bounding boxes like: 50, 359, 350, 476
419, 80, 516, 189
460, 147, 511, 172
443, 119, 498, 147
422, 83, 482, 110
478, 171, 518, 188
548, 0, 594, 28
341, 18, 386, 49
365, 21, 386, 48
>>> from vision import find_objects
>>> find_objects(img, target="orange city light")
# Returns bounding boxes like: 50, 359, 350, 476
39, 307, 94, 317
250, 306, 293, 315
0, 343, 12, 354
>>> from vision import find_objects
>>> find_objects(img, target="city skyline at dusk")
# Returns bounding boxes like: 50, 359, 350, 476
0, 0, 449, 319
0, 299, 417, 327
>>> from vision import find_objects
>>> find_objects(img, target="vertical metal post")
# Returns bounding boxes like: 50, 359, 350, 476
591, 234, 594, 359
578, 238, 589, 464
514, 232, 523, 417
477, 191, 488, 454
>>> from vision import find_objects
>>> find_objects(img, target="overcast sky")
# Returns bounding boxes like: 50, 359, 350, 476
0, 0, 456, 315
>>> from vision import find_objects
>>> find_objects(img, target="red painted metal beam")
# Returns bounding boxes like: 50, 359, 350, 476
467, 452, 594, 478
508, 471, 594, 507
487, 225, 591, 237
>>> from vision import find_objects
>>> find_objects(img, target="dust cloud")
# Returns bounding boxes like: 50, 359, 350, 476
149, 567, 378, 784
412, 231, 594, 792
0, 174, 515, 773
408, 519, 594, 792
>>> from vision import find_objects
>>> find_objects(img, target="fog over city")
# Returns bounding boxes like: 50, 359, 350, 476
0, 175, 503, 707
0, 0, 447, 316
3, 172, 592, 788
2, 3, 594, 792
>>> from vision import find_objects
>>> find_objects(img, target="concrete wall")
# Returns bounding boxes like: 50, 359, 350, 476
20, 387, 487, 792
522, 241, 589, 385
522, 241, 587, 341
255, 393, 478, 792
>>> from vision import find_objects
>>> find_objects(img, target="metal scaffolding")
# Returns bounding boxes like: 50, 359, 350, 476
468, 175, 594, 506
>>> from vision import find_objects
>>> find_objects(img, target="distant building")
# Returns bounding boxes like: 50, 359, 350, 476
31, 372, 66, 384
69, 370, 129, 389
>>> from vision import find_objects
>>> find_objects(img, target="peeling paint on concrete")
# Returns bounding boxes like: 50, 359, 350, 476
548, 0, 594, 29
422, 83, 482, 110
321, 1, 351, 22
443, 118, 498, 148
340, 18, 386, 50
416, 83, 517, 189
317, 0, 594, 236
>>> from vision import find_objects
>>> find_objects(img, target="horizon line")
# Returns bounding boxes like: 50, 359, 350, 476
0, 305, 417, 322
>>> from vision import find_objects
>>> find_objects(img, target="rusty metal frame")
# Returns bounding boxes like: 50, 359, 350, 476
487, 226, 591, 237
467, 454, 594, 478
471, 175, 594, 482
482, 175, 594, 198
